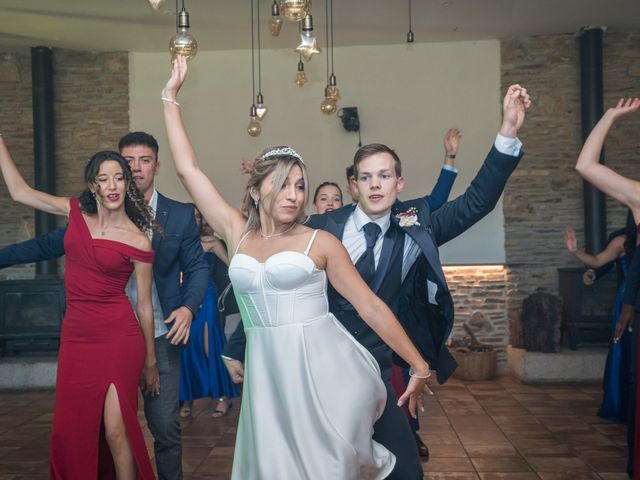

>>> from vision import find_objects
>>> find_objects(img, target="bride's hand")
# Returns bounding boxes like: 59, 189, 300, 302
162, 55, 188, 101
397, 374, 433, 419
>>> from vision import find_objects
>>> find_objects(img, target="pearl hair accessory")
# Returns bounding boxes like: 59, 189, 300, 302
261, 146, 304, 163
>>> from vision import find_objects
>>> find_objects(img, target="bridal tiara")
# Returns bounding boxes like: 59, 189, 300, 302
261, 146, 304, 163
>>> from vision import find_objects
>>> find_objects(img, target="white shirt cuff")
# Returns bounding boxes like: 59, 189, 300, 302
221, 355, 236, 361
494, 133, 522, 156
442, 164, 459, 173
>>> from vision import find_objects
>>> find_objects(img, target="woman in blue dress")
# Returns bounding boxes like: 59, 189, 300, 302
565, 211, 636, 422
179, 211, 239, 417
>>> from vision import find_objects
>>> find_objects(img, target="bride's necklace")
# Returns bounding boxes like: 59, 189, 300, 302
259, 222, 296, 240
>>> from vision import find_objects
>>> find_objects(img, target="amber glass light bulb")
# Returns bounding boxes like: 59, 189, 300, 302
169, 10, 198, 60
320, 96, 337, 115
278, 0, 312, 22
247, 118, 262, 137
247, 105, 262, 137
295, 71, 307, 86
271, 17, 283, 36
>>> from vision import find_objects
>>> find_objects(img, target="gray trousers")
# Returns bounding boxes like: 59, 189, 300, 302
143, 335, 182, 480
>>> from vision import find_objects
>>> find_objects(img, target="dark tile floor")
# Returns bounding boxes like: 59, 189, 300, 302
0, 376, 629, 479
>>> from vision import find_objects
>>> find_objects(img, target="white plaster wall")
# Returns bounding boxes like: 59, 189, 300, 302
129, 40, 504, 264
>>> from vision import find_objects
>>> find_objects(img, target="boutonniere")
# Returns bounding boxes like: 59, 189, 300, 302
395, 207, 421, 227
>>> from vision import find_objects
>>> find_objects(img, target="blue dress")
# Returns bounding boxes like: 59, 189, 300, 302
179, 253, 239, 401
598, 255, 632, 423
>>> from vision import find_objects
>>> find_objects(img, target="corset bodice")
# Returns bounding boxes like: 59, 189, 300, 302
228, 251, 329, 328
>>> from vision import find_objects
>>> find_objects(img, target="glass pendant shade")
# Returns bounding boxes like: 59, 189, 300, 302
295, 59, 306, 86
255, 93, 268, 120
295, 71, 307, 86
271, 1, 283, 36
247, 118, 262, 136
320, 96, 337, 115
271, 17, 283, 36
278, 0, 312, 21
169, 9, 198, 60
295, 15, 321, 61
147, 0, 166, 10
247, 105, 262, 137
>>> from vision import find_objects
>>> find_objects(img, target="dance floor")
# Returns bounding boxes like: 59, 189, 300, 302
0, 376, 628, 479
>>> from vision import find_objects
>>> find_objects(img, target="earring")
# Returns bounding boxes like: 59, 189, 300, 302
254, 197, 259, 209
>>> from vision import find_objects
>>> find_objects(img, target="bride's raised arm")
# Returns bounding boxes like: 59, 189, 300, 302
161, 56, 245, 243
0, 136, 69, 216
575, 97, 640, 219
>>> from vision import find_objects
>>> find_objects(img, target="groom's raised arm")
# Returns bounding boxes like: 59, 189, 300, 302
430, 85, 530, 246
0, 226, 66, 269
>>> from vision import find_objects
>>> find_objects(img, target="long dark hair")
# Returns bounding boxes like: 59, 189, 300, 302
78, 151, 158, 233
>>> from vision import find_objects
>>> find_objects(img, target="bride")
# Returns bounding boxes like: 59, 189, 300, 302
161, 56, 431, 479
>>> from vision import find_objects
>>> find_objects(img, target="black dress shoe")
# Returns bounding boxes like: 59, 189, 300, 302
414, 433, 430, 459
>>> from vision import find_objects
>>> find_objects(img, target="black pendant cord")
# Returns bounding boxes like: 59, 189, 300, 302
256, 0, 262, 97
325, 0, 329, 84
250, 0, 256, 104
409, 0, 413, 33
175, 0, 179, 32
330, 0, 334, 76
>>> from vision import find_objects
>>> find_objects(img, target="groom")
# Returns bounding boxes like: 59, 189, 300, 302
0, 132, 209, 480
224, 84, 530, 478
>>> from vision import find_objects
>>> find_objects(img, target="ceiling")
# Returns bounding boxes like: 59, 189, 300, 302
0, 0, 638, 53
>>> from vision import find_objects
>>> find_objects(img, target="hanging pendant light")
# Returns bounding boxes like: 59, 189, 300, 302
320, 0, 338, 115
147, 0, 166, 11
278, 0, 312, 22
247, 0, 262, 136
169, 0, 198, 60
270, 1, 283, 36
247, 105, 262, 136
295, 14, 321, 61
255, 0, 268, 121
406, 0, 415, 44
295, 58, 307, 86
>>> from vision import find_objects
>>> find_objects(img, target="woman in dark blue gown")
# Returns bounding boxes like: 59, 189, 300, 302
566, 211, 636, 422
179, 214, 239, 417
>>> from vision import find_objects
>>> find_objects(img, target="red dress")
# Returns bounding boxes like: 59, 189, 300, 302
49, 198, 155, 479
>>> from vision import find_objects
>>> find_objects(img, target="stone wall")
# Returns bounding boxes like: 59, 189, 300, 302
445, 266, 509, 370
501, 30, 640, 340
0, 50, 129, 279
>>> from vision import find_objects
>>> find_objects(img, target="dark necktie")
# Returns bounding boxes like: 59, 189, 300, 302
355, 222, 381, 285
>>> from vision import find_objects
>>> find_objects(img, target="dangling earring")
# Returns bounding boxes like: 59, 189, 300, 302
254, 197, 259, 209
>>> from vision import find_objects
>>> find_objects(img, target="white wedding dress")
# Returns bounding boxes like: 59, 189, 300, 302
228, 230, 395, 480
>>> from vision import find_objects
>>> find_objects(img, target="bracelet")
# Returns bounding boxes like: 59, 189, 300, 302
161, 97, 181, 107
446, 154, 456, 159
409, 367, 432, 379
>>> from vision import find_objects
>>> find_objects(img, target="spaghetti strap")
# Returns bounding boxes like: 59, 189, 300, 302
303, 230, 319, 256
235, 230, 253, 255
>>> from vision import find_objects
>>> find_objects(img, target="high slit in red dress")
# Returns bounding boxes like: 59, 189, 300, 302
49, 198, 155, 479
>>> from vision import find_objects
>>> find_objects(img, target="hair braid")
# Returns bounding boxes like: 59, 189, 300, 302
125, 182, 161, 234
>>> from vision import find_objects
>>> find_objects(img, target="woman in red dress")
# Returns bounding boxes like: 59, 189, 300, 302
0, 139, 160, 479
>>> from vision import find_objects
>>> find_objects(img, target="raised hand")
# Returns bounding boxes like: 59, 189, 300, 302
161, 55, 188, 102
606, 97, 640, 123
500, 84, 531, 138
443, 128, 461, 157
565, 226, 578, 254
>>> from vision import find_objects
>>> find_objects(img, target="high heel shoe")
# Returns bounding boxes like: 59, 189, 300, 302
212, 397, 232, 418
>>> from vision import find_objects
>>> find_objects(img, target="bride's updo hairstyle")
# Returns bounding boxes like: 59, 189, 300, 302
242, 146, 309, 232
